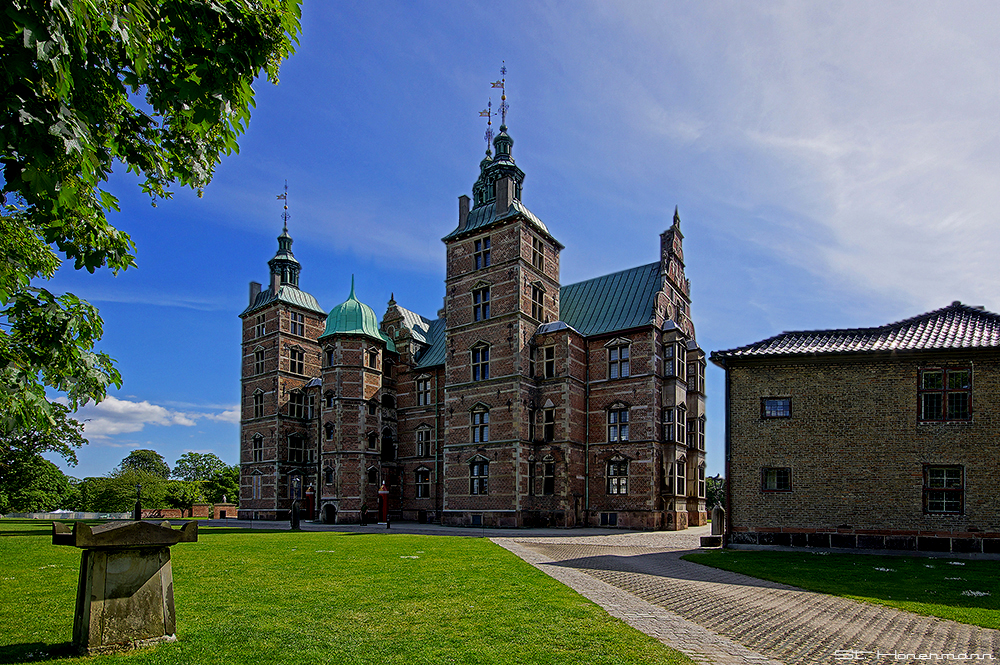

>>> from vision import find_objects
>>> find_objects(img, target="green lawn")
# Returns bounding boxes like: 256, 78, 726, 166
683, 549, 1000, 628
0, 521, 693, 665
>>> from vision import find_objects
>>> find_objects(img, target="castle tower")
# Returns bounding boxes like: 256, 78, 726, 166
238, 209, 325, 520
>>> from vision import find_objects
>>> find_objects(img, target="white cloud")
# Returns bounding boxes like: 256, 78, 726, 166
73, 397, 238, 438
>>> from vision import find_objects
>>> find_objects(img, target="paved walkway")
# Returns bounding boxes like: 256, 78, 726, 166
494, 527, 1000, 665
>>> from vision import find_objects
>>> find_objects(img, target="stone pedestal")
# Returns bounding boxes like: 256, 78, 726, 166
53, 520, 197, 654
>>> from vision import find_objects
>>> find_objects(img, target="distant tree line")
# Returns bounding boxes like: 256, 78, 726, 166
0, 420, 237, 514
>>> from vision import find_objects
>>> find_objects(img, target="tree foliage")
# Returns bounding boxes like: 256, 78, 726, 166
173, 451, 227, 481
706, 474, 726, 510
0, 0, 302, 434
77, 468, 165, 512
203, 463, 239, 504
119, 448, 170, 478
0, 401, 85, 465
0, 453, 77, 513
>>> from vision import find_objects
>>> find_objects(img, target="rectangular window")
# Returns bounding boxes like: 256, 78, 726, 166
608, 408, 629, 442
472, 410, 489, 443
416, 429, 431, 457
252, 436, 264, 462
543, 408, 555, 442
528, 346, 536, 378
470, 461, 489, 495
609, 345, 630, 379
289, 348, 304, 375
698, 418, 706, 450
325, 349, 335, 367
325, 424, 334, 441
762, 397, 791, 419
474, 237, 491, 270
473, 287, 490, 321
253, 393, 264, 419
919, 368, 972, 422
662, 408, 674, 442
543, 346, 555, 378
687, 363, 697, 392
288, 393, 308, 419
472, 346, 490, 381
762, 467, 792, 492
290, 312, 305, 336
924, 465, 963, 513
252, 474, 262, 499
607, 460, 628, 495
663, 344, 674, 376
415, 469, 431, 498
288, 436, 313, 464
254, 314, 266, 338
325, 392, 335, 408
416, 378, 432, 406
531, 285, 544, 321
600, 512, 618, 526
542, 462, 555, 495
366, 349, 378, 369
528, 462, 536, 495
676, 461, 686, 495
532, 237, 544, 271
676, 344, 686, 380
254, 349, 265, 375
686, 419, 696, 447
698, 467, 706, 498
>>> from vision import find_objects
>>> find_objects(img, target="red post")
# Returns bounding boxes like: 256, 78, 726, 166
378, 481, 389, 523
304, 485, 315, 520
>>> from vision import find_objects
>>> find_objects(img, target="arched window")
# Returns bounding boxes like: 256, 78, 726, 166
324, 467, 334, 485
367, 467, 379, 485
415, 467, 431, 498
324, 422, 334, 441
324, 390, 335, 408
381, 428, 396, 462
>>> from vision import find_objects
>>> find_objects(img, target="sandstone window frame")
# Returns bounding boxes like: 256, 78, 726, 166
367, 466, 379, 484
324, 422, 334, 441
473, 236, 491, 270
415, 467, 431, 498
324, 391, 335, 408
416, 376, 432, 406
607, 455, 628, 495
251, 471, 263, 499
288, 346, 305, 375
761, 397, 791, 419
254, 314, 266, 338
607, 340, 630, 379
532, 236, 545, 271
543, 407, 555, 442
531, 283, 545, 321
471, 406, 489, 444
698, 464, 706, 498
251, 433, 264, 463
762, 467, 792, 492
543, 345, 555, 378
290, 311, 305, 336
473, 286, 491, 321
469, 456, 489, 495
367, 431, 378, 450
416, 426, 432, 457
288, 435, 312, 464
918, 367, 972, 423
608, 405, 629, 442
288, 391, 308, 419
252, 390, 265, 419
471, 344, 490, 381
253, 347, 265, 375
542, 457, 556, 496
366, 348, 379, 369
324, 467, 334, 485
923, 464, 963, 514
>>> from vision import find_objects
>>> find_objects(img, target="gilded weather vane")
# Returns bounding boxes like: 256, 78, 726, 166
491, 61, 508, 127
480, 98, 493, 152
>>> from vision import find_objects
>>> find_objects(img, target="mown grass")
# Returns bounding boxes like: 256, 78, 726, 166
0, 520, 693, 665
683, 549, 1000, 628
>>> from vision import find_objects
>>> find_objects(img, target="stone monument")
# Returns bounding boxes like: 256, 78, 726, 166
52, 520, 198, 653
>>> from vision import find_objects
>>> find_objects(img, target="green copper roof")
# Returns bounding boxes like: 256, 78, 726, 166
320, 279, 396, 351
558, 262, 662, 337
442, 199, 556, 244
240, 285, 325, 317
414, 317, 446, 368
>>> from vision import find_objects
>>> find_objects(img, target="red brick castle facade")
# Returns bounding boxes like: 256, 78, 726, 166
238, 122, 707, 529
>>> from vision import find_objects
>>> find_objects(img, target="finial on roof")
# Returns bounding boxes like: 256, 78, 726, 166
349, 275, 356, 299
480, 99, 494, 155
491, 62, 508, 131
673, 206, 681, 227
277, 180, 290, 233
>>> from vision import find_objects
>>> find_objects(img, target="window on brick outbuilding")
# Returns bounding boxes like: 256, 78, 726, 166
762, 397, 791, 419
762, 467, 791, 492
924, 465, 963, 513
919, 368, 972, 422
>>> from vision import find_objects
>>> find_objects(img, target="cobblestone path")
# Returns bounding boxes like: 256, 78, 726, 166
494, 532, 1000, 665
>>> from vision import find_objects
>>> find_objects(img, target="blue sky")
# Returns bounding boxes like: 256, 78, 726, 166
49, 1, 999, 479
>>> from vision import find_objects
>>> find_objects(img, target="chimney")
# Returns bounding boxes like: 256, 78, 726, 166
270, 270, 280, 294
249, 281, 261, 306
495, 177, 514, 215
458, 195, 470, 230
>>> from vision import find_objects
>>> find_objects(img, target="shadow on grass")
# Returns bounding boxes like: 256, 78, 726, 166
0, 641, 75, 664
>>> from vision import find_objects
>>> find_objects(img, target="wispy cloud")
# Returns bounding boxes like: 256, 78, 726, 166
71, 396, 238, 439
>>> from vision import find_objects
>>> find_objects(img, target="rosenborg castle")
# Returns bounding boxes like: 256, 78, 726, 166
238, 121, 708, 529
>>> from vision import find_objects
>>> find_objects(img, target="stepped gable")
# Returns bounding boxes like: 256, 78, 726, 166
713, 301, 1000, 360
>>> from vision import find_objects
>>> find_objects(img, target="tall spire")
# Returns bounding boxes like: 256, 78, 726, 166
268, 181, 301, 290
472, 64, 524, 209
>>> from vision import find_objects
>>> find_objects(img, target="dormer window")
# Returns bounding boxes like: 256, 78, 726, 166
474, 237, 491, 270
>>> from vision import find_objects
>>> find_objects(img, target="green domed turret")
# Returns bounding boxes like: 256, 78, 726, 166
320, 278, 395, 351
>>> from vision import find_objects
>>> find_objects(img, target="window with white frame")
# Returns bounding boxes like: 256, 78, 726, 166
607, 457, 628, 495
366, 349, 379, 369
924, 465, 963, 513
762, 467, 791, 492
532, 236, 544, 271
415, 468, 431, 498
471, 345, 490, 381
662, 407, 674, 441
608, 407, 629, 442
473, 287, 490, 321
609, 344, 630, 379
252, 391, 264, 419
470, 459, 489, 495
252, 434, 264, 462
474, 237, 491, 269
290, 311, 305, 336
254, 349, 265, 375
289, 348, 304, 374
416, 427, 432, 457
251, 473, 262, 499
416, 378, 432, 405
254, 314, 266, 338
471, 408, 489, 443
675, 460, 686, 495
675, 404, 686, 442
762, 397, 791, 419
531, 285, 544, 321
